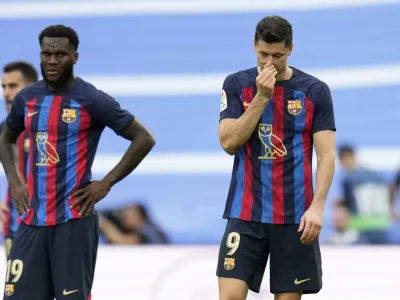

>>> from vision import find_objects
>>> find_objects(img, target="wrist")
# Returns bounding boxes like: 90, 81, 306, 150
254, 93, 272, 104
100, 178, 114, 190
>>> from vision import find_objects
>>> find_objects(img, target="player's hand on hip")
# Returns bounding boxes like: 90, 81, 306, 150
10, 183, 29, 214
69, 180, 111, 216
0, 202, 9, 224
298, 206, 324, 245
255, 63, 277, 102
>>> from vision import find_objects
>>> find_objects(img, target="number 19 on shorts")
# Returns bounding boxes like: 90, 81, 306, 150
5, 259, 23, 283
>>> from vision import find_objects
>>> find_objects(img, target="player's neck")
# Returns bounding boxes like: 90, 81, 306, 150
47, 76, 76, 92
275, 66, 293, 81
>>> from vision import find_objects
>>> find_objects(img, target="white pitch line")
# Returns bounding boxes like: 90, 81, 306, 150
1, 148, 397, 176
81, 64, 400, 97
0, 0, 399, 18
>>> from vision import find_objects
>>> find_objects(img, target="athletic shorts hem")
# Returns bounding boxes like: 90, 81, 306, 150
216, 273, 261, 293
270, 287, 321, 295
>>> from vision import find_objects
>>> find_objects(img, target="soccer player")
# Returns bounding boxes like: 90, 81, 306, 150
0, 25, 155, 300
216, 16, 336, 300
1, 61, 38, 258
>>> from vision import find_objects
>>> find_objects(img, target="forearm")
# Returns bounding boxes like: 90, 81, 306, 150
312, 151, 335, 210
220, 95, 268, 153
101, 133, 155, 187
0, 136, 22, 186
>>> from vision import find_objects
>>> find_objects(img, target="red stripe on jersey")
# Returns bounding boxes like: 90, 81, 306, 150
303, 98, 315, 210
45, 96, 63, 226
239, 87, 254, 221
24, 99, 37, 225
272, 87, 285, 224
69, 106, 91, 218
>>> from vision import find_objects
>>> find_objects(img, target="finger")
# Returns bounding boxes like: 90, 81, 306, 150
265, 71, 278, 85
70, 194, 88, 209
69, 188, 86, 200
298, 216, 305, 232
305, 225, 318, 244
301, 220, 312, 243
85, 201, 96, 217
260, 69, 277, 83
79, 198, 92, 216
257, 66, 261, 74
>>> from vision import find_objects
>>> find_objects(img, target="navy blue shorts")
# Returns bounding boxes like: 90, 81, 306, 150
3, 212, 99, 300
216, 218, 322, 294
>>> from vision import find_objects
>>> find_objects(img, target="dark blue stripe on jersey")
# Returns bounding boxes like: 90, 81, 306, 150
64, 100, 82, 221
261, 100, 274, 223
224, 155, 239, 218
250, 88, 262, 222
36, 95, 53, 225
283, 89, 295, 224
231, 147, 245, 218
56, 99, 68, 222
293, 91, 306, 223
9, 200, 18, 234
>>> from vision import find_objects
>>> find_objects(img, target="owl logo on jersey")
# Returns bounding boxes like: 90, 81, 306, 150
36, 132, 60, 166
62, 108, 76, 124
258, 124, 287, 160
288, 100, 302, 115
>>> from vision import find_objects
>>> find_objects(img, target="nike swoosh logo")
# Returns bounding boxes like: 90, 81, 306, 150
243, 101, 250, 107
294, 278, 311, 285
27, 112, 38, 117
63, 289, 79, 295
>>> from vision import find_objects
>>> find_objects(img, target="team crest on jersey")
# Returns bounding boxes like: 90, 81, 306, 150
258, 124, 287, 160
287, 100, 302, 115
224, 258, 235, 270
220, 90, 227, 112
36, 132, 60, 166
4, 284, 14, 296
62, 109, 77, 123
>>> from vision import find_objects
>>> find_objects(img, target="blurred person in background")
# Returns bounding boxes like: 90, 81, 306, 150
217, 15, 335, 300
99, 203, 169, 245
325, 202, 361, 245
0, 25, 155, 300
336, 145, 392, 244
1, 61, 38, 258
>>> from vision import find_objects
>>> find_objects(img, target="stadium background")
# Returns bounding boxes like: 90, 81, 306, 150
0, 0, 399, 298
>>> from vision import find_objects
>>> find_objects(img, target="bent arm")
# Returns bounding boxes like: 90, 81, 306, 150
219, 95, 268, 155
101, 119, 155, 187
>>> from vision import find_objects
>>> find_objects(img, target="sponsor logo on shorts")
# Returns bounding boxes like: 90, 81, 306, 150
4, 284, 14, 296
223, 258, 235, 270
294, 278, 311, 285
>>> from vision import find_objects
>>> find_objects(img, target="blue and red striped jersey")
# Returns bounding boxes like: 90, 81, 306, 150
0, 120, 29, 237
6, 77, 135, 226
220, 67, 336, 224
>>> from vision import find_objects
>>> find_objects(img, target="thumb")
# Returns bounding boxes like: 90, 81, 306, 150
257, 66, 261, 74
298, 216, 306, 232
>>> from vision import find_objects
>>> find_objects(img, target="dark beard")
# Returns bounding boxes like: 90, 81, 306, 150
41, 64, 74, 90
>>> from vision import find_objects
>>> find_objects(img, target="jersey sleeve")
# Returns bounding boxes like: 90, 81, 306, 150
309, 81, 336, 134
6, 92, 26, 134
92, 91, 135, 136
219, 74, 244, 121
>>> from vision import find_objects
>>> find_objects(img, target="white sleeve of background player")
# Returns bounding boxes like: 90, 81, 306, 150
219, 74, 244, 121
